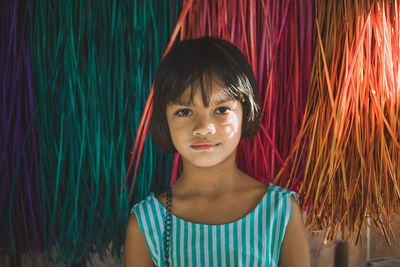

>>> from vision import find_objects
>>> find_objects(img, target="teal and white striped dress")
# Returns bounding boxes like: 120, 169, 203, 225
131, 183, 298, 267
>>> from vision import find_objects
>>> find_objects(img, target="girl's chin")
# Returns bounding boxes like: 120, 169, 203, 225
190, 162, 223, 168
185, 155, 230, 168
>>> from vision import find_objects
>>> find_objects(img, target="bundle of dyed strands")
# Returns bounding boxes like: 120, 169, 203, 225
1, 0, 44, 257
280, 0, 400, 244
2, 0, 181, 264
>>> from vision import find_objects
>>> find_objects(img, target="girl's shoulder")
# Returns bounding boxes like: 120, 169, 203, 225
268, 183, 300, 206
130, 192, 157, 215
268, 183, 299, 199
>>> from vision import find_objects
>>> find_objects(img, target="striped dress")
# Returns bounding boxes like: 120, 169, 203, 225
131, 183, 298, 267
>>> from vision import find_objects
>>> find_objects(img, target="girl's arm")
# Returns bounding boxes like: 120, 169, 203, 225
278, 196, 311, 267
124, 213, 156, 267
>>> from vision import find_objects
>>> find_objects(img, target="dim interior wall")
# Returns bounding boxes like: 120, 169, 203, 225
309, 213, 400, 267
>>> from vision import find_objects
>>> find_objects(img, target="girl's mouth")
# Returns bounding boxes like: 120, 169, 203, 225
191, 143, 220, 151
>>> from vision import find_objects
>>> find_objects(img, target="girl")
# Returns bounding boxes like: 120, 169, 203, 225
124, 37, 310, 267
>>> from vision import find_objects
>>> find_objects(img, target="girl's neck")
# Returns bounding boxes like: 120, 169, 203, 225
173, 157, 246, 197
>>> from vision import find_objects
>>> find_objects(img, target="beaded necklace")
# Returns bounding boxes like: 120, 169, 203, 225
163, 187, 172, 266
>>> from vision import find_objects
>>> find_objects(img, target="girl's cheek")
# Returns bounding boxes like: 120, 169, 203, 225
169, 120, 189, 131
219, 115, 235, 124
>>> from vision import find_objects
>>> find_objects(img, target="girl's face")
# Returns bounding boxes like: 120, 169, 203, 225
166, 81, 243, 168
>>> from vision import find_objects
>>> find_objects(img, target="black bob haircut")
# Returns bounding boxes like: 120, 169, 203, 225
150, 37, 261, 154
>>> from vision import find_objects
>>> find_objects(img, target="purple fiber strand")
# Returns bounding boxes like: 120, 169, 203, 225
1, 0, 43, 256
20, 0, 41, 249
25, 10, 43, 248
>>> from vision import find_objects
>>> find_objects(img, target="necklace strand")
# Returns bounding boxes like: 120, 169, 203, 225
164, 187, 172, 266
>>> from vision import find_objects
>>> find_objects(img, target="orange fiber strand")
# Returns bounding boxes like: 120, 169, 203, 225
288, 0, 400, 244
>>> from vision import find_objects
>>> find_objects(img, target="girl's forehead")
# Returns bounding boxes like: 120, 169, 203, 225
173, 85, 234, 106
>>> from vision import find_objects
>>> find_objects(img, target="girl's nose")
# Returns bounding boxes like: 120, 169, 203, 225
193, 116, 216, 136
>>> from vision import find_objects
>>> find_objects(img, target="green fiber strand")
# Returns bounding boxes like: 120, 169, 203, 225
30, 0, 182, 264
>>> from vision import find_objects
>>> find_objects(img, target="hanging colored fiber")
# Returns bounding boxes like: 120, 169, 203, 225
29, 0, 181, 264
0, 0, 43, 259
122, 0, 190, 198
284, 0, 400, 244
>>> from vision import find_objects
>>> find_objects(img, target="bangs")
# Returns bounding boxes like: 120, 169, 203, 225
168, 71, 238, 107
154, 38, 252, 109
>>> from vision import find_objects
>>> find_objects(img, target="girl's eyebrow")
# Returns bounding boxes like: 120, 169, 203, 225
172, 96, 235, 106
211, 96, 235, 105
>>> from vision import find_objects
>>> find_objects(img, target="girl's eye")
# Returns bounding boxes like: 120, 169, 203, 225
215, 107, 230, 114
175, 107, 230, 117
176, 109, 193, 117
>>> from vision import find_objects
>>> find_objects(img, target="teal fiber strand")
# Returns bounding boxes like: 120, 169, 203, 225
29, 0, 182, 264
